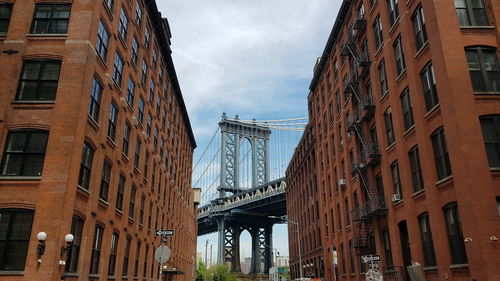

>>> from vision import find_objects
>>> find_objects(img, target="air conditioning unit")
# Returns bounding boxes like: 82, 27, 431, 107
338, 179, 347, 186
391, 193, 401, 202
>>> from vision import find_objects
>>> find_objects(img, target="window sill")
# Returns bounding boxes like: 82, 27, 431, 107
489, 167, 500, 172
403, 125, 416, 138
380, 91, 389, 102
128, 217, 135, 224
26, 33, 67, 38
435, 175, 453, 188
122, 153, 130, 163
388, 17, 401, 35
77, 185, 91, 197
424, 104, 440, 120
121, 276, 129, 280
405, 0, 414, 6
108, 275, 116, 280
460, 26, 495, 30
386, 142, 396, 152
368, 0, 378, 15
473, 91, 500, 96
392, 199, 404, 207
449, 264, 469, 270
115, 209, 124, 216
395, 69, 407, 83
98, 198, 109, 207
412, 189, 425, 199
63, 272, 79, 277
0, 175, 41, 181
0, 271, 24, 276
11, 101, 55, 110
374, 45, 384, 58
415, 41, 429, 59
89, 274, 101, 278
423, 266, 438, 272
11, 100, 55, 104
106, 137, 117, 149
87, 117, 100, 131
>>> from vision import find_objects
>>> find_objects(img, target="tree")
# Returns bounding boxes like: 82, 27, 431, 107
197, 263, 238, 281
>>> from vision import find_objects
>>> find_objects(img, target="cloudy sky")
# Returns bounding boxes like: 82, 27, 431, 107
159, 0, 341, 263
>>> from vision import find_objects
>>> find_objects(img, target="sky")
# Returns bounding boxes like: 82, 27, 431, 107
159, 0, 341, 264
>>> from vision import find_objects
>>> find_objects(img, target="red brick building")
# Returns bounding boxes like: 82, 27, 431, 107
286, 0, 500, 280
0, 0, 198, 280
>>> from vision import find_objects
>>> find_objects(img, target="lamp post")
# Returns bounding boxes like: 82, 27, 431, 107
269, 216, 303, 279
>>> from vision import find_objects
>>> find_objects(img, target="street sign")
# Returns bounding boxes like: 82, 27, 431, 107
361, 255, 381, 263
154, 245, 171, 263
156, 229, 174, 237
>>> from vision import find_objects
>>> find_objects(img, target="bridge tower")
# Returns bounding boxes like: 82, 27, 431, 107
218, 113, 271, 197
214, 114, 274, 274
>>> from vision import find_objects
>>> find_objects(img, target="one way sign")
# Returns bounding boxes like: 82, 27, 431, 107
361, 255, 381, 263
156, 229, 174, 237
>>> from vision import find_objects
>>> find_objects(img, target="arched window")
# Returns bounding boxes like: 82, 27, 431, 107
66, 215, 84, 272
0, 208, 34, 271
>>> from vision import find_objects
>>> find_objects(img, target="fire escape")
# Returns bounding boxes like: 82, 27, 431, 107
341, 12, 386, 255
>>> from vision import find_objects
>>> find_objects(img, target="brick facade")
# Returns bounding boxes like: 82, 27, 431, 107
0, 0, 197, 281
286, 0, 500, 280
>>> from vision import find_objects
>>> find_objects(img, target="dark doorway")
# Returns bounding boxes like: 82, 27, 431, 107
398, 221, 412, 280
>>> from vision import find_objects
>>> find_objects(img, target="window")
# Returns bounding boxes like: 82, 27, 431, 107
431, 127, 452, 180
141, 60, 148, 84
146, 113, 152, 136
349, 240, 355, 273
88, 77, 102, 122
139, 195, 145, 224
391, 161, 402, 199
134, 241, 140, 277
135, 2, 142, 26
104, 0, 114, 11
408, 146, 424, 192
335, 89, 341, 113
131, 36, 139, 65
123, 122, 131, 156
108, 232, 119, 276
387, 0, 399, 26
116, 174, 125, 211
66, 216, 84, 273
118, 8, 128, 40
466, 46, 500, 92
443, 202, 468, 264
96, 21, 109, 61
333, 58, 339, 79
156, 95, 161, 116
31, 4, 71, 34
418, 213, 436, 266
133, 138, 142, 170
149, 80, 155, 102
138, 96, 145, 123
400, 88, 414, 130
113, 53, 124, 86
126, 77, 135, 106
144, 152, 149, 179
154, 127, 158, 149
384, 108, 395, 146
378, 60, 388, 95
16, 60, 61, 101
99, 160, 111, 201
144, 28, 150, 50
337, 203, 342, 230
497, 196, 500, 216
0, 209, 34, 271
420, 63, 439, 111
455, 0, 489, 26
0, 130, 49, 176
393, 35, 406, 75
373, 15, 383, 49
122, 236, 131, 276
78, 142, 94, 190
152, 50, 157, 68
381, 228, 394, 268
479, 115, 500, 167
129, 185, 136, 219
412, 6, 427, 51
89, 225, 104, 274
344, 198, 350, 226
108, 102, 118, 141
0, 3, 13, 34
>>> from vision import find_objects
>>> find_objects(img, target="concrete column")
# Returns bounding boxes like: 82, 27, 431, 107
250, 228, 261, 274
232, 227, 242, 272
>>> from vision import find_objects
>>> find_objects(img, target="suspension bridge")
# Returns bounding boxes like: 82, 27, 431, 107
192, 113, 307, 275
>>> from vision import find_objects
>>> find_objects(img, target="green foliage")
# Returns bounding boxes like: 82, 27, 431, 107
196, 263, 238, 281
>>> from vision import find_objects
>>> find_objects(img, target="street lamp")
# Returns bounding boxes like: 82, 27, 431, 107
269, 215, 303, 279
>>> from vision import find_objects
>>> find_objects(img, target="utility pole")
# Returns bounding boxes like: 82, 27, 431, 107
210, 244, 213, 268
205, 239, 209, 266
